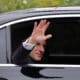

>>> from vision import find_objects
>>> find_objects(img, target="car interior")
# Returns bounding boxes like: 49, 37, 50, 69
10, 17, 80, 65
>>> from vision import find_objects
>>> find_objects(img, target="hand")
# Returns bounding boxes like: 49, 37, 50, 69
27, 19, 52, 44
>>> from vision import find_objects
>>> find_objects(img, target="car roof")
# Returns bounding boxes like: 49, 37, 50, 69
0, 6, 80, 27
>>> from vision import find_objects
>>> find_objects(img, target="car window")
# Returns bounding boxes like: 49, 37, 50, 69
10, 17, 80, 64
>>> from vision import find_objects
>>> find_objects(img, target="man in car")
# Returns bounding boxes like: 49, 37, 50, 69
12, 19, 52, 65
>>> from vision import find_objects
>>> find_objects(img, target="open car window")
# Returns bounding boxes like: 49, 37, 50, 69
11, 17, 80, 65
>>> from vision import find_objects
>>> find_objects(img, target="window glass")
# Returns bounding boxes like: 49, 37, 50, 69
11, 17, 80, 64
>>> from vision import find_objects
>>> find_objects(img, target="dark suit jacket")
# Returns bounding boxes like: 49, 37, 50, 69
12, 44, 33, 65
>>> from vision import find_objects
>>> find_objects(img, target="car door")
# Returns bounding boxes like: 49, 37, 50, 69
0, 7, 80, 67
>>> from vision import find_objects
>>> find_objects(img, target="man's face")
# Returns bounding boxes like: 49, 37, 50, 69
29, 41, 46, 61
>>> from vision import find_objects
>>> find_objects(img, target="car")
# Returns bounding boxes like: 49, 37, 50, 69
0, 6, 80, 67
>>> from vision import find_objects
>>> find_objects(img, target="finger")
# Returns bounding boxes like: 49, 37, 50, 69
45, 34, 52, 40
38, 19, 47, 28
43, 21, 50, 33
41, 19, 47, 26
32, 21, 37, 32
43, 19, 47, 24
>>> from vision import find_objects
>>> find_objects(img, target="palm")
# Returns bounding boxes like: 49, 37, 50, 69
29, 19, 52, 44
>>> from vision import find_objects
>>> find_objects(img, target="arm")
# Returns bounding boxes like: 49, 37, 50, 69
12, 44, 31, 65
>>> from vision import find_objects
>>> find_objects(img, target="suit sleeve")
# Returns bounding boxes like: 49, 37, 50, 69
12, 44, 31, 65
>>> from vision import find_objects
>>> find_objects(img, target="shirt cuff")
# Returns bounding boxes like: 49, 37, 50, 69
22, 39, 35, 50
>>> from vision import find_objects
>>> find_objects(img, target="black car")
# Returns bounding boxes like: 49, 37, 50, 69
0, 6, 80, 67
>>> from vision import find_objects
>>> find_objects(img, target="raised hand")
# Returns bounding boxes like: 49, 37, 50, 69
27, 19, 52, 44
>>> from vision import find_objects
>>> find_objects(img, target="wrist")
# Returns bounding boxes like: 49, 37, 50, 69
22, 39, 36, 50
27, 37, 36, 44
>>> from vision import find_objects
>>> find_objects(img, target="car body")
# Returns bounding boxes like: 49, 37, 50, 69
0, 6, 80, 67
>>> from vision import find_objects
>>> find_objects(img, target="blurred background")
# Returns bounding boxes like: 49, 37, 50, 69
0, 0, 80, 13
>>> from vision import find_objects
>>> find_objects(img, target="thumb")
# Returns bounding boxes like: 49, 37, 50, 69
45, 34, 52, 40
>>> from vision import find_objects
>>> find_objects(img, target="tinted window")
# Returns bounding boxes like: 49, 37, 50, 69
11, 17, 80, 64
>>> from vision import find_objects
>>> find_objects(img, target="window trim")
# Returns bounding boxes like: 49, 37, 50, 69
0, 14, 80, 29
